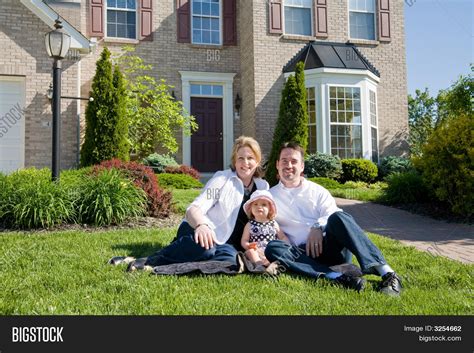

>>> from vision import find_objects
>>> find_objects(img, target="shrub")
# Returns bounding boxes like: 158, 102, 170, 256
80, 48, 129, 167
5, 168, 75, 229
308, 177, 343, 190
157, 173, 204, 189
340, 159, 378, 183
266, 61, 308, 186
383, 171, 431, 204
93, 159, 172, 218
414, 113, 473, 217
78, 169, 146, 226
142, 153, 178, 174
304, 153, 342, 179
378, 156, 413, 179
164, 165, 201, 180
343, 181, 368, 189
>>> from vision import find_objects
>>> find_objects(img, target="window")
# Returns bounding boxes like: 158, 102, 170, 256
369, 90, 378, 163
349, 0, 376, 40
329, 86, 363, 159
307, 87, 317, 154
284, 0, 312, 36
192, 0, 221, 45
190, 84, 223, 96
106, 0, 137, 39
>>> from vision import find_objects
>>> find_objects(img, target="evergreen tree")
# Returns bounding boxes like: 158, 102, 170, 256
266, 61, 308, 186
80, 47, 129, 166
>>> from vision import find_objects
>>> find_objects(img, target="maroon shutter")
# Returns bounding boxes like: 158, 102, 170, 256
314, 0, 328, 38
269, 0, 283, 34
177, 0, 191, 43
223, 0, 237, 45
89, 0, 104, 37
139, 0, 153, 41
378, 0, 391, 42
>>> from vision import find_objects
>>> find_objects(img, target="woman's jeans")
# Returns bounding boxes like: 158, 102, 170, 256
145, 222, 238, 267
264, 211, 386, 278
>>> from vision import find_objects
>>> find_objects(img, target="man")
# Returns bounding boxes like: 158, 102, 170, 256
266, 142, 402, 296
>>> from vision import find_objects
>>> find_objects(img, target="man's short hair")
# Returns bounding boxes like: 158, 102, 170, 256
278, 142, 305, 160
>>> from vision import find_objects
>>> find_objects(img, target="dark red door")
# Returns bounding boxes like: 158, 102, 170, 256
191, 97, 223, 172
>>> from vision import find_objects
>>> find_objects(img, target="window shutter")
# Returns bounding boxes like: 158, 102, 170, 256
314, 0, 328, 38
378, 0, 391, 42
139, 0, 153, 41
223, 0, 237, 45
89, 0, 104, 37
177, 0, 191, 43
269, 0, 283, 34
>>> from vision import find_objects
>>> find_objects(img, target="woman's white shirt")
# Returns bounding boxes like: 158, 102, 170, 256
186, 169, 269, 244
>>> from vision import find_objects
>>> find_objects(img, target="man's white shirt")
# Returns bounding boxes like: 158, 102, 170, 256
270, 178, 342, 246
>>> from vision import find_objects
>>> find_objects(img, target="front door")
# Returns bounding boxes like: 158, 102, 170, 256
191, 97, 223, 172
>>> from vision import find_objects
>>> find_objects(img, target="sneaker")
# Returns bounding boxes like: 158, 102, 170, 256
379, 272, 402, 296
334, 274, 366, 292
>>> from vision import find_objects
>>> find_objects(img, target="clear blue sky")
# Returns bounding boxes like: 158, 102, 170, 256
405, 0, 473, 96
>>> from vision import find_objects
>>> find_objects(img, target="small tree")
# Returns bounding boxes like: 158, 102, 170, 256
81, 48, 129, 166
115, 46, 197, 159
408, 89, 438, 157
266, 61, 308, 186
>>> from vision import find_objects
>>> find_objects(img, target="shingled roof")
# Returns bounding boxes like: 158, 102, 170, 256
283, 41, 380, 77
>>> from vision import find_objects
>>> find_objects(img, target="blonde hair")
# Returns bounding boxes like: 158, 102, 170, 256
230, 136, 264, 178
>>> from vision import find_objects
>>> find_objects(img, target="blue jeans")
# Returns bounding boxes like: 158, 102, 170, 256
264, 211, 386, 278
145, 222, 239, 267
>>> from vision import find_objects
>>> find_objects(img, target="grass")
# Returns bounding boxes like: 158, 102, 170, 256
328, 188, 384, 202
170, 189, 200, 214
1, 227, 472, 315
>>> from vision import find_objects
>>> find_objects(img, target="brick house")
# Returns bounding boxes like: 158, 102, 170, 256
0, 0, 408, 175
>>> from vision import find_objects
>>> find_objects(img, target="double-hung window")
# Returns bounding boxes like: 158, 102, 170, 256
192, 0, 221, 45
106, 0, 137, 39
369, 90, 379, 163
329, 86, 363, 159
284, 0, 313, 36
349, 0, 376, 40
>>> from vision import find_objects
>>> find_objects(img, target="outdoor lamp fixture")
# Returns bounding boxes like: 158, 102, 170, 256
45, 18, 70, 182
235, 93, 242, 113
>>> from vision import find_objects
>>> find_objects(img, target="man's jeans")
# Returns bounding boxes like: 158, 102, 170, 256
145, 222, 238, 267
265, 211, 386, 278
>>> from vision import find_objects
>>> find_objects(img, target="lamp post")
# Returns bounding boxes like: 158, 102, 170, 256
45, 18, 70, 182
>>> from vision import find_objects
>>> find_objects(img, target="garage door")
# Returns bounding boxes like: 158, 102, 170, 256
0, 77, 25, 174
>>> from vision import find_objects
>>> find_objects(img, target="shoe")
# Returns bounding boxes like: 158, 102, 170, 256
126, 257, 148, 272
108, 256, 135, 266
379, 272, 402, 296
334, 274, 366, 292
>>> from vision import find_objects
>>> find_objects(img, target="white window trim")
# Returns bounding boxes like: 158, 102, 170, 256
285, 68, 379, 161
179, 71, 236, 169
347, 0, 377, 41
191, 0, 223, 46
282, 0, 314, 37
105, 0, 138, 40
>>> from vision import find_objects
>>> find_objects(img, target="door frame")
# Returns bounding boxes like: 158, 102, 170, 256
179, 71, 236, 170
0, 75, 26, 173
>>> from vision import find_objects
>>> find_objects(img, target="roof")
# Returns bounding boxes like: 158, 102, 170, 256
283, 41, 380, 77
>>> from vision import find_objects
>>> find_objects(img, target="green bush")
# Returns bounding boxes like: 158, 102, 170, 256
143, 153, 178, 174
378, 156, 413, 179
383, 171, 431, 204
414, 113, 473, 217
308, 177, 343, 189
157, 173, 203, 189
4, 168, 75, 229
340, 159, 378, 183
266, 61, 308, 186
78, 169, 146, 226
343, 181, 368, 189
304, 152, 342, 179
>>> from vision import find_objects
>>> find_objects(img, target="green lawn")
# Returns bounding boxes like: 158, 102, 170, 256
1, 226, 472, 315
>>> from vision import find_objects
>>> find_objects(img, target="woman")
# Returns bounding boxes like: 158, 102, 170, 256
130, 136, 269, 271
